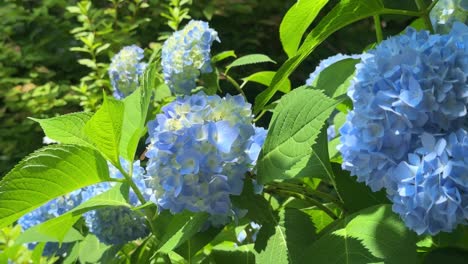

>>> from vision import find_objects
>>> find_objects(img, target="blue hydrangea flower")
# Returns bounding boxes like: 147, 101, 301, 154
83, 159, 150, 245
305, 53, 361, 86
161, 20, 219, 95
430, 0, 468, 34
145, 93, 267, 224
338, 23, 468, 191
108, 45, 147, 99
389, 129, 468, 235
237, 222, 261, 244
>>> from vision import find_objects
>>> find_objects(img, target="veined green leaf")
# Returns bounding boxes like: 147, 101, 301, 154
212, 50, 237, 63
280, 0, 328, 57
31, 112, 94, 148
255, 208, 317, 264
257, 87, 337, 184
212, 244, 256, 264
302, 205, 418, 263
119, 64, 155, 162
0, 145, 110, 228
78, 235, 111, 263
310, 58, 360, 98
85, 95, 124, 166
154, 211, 209, 254
333, 164, 388, 214
227, 54, 276, 72
254, 0, 386, 114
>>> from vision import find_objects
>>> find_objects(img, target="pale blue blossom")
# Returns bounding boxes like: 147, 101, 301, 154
108, 45, 147, 99
339, 23, 468, 191
161, 20, 219, 94
145, 93, 266, 225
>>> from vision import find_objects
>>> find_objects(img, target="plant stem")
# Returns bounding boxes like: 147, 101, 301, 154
253, 110, 267, 123
427, 0, 440, 12
223, 73, 246, 99
415, 0, 435, 33
117, 161, 158, 232
118, 164, 147, 205
373, 15, 383, 43
268, 181, 345, 210
265, 186, 338, 220
382, 8, 422, 17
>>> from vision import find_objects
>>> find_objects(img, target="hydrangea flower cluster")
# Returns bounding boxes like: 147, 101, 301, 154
430, 0, 468, 34
108, 45, 147, 99
305, 53, 361, 86
83, 160, 150, 245
145, 93, 266, 223
161, 20, 219, 95
338, 22, 468, 234
390, 130, 468, 235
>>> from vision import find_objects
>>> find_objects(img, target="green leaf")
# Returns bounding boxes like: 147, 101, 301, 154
175, 227, 222, 260
70, 183, 129, 215
85, 95, 124, 166
333, 164, 389, 213
280, 0, 328, 57
306, 209, 334, 233
212, 50, 237, 63
212, 244, 256, 264
119, 64, 155, 162
302, 205, 418, 263
30, 112, 94, 148
31, 242, 47, 263
16, 183, 129, 244
15, 215, 83, 245
310, 58, 360, 98
254, 0, 386, 114
78, 235, 111, 263
284, 127, 335, 182
200, 68, 220, 95
255, 208, 317, 264
423, 248, 468, 264
241, 71, 291, 93
154, 211, 209, 254
227, 54, 276, 70
78, 59, 97, 69
257, 87, 337, 184
231, 179, 275, 226
0, 145, 110, 228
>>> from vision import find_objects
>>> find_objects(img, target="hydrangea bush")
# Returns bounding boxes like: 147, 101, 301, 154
1, 0, 467, 263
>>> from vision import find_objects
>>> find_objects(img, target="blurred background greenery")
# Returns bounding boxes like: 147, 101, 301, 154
0, 0, 418, 177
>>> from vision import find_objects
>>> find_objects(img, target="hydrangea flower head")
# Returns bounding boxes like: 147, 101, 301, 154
430, 0, 468, 34
161, 20, 219, 95
390, 129, 468, 235
108, 45, 147, 99
145, 93, 266, 223
338, 23, 468, 191
83, 159, 150, 245
305, 53, 361, 86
